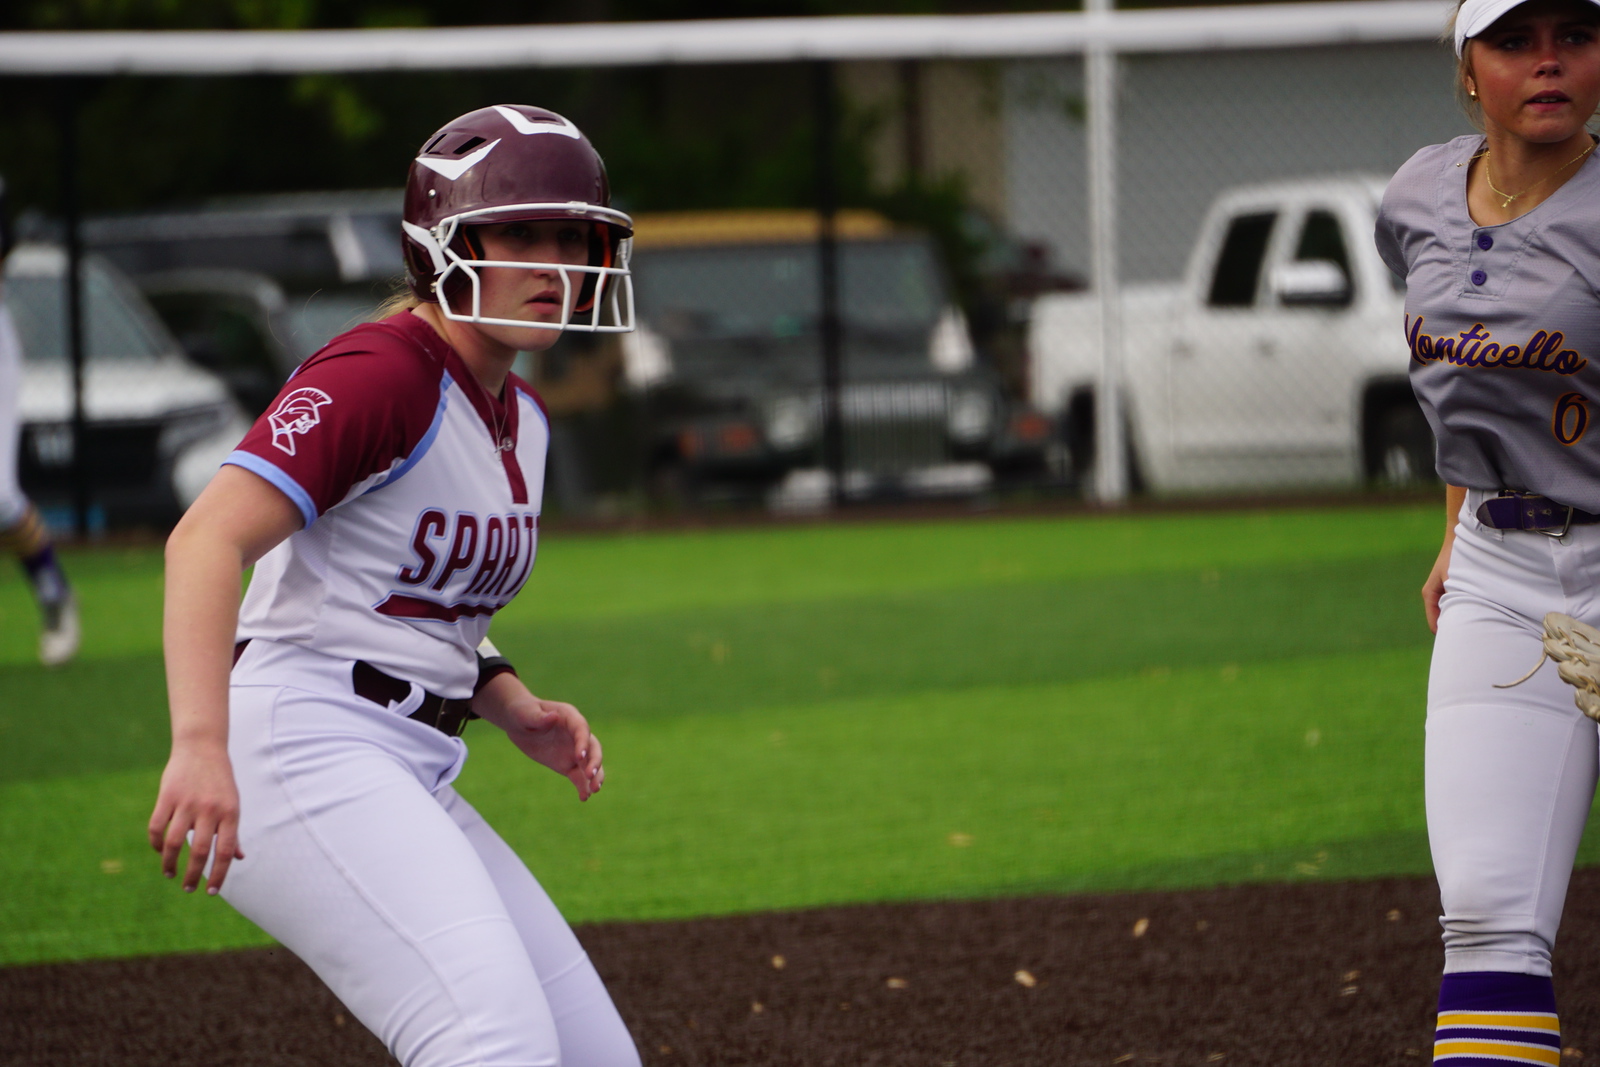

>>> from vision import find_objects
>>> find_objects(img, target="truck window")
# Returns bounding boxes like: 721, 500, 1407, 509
632, 237, 943, 345
1294, 209, 1353, 292
1207, 212, 1276, 308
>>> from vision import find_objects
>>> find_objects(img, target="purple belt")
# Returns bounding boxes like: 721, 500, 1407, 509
1475, 493, 1600, 535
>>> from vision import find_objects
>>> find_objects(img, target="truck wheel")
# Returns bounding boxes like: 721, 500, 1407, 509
1063, 391, 1097, 489
1062, 391, 1144, 497
1373, 404, 1436, 488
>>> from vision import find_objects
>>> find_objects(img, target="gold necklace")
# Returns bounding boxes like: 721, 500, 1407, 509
1480, 141, 1598, 208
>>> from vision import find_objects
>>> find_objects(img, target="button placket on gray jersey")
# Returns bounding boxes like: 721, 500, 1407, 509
1460, 225, 1534, 301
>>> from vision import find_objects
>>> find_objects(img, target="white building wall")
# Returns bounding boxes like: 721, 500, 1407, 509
1005, 41, 1471, 283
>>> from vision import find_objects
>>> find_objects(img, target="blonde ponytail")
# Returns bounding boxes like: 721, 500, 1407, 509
371, 283, 423, 322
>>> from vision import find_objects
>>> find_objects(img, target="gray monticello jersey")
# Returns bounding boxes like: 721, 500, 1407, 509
1377, 133, 1600, 511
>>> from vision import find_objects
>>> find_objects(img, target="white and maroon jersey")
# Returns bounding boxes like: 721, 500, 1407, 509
227, 312, 547, 698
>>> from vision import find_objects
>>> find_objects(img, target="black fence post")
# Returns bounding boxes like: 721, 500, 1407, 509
57, 79, 89, 538
812, 59, 845, 507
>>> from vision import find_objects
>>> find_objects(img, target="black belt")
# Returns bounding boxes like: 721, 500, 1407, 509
1476, 492, 1600, 535
233, 640, 474, 737
351, 660, 476, 737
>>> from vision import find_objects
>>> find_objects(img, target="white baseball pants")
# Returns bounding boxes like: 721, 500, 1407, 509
222, 645, 640, 1067
1428, 490, 1600, 976
0, 304, 31, 529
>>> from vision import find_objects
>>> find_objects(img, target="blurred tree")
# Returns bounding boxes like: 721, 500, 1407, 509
0, 1, 895, 217
0, 0, 1244, 219
0, 0, 1045, 353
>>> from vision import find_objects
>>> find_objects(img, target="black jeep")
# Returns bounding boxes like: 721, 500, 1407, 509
624, 210, 1050, 509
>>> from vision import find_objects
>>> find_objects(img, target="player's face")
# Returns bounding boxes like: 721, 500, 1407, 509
1467, 0, 1600, 144
466, 219, 593, 352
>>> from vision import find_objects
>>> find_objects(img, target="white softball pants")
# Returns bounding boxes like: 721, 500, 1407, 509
0, 304, 31, 529
221, 649, 640, 1067
1428, 490, 1600, 976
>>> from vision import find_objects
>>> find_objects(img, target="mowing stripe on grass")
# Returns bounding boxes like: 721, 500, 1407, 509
0, 506, 1439, 667
502, 505, 1442, 625
0, 553, 1435, 784
458, 646, 1443, 923
3, 647, 1441, 964
20, 643, 1600, 965
488, 551, 1437, 725
0, 504, 1461, 966
0, 654, 171, 784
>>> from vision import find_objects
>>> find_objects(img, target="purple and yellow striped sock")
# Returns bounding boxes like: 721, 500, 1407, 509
1, 506, 67, 607
1434, 972, 1560, 1066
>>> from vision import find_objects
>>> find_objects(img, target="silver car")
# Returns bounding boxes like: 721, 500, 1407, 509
5, 244, 250, 527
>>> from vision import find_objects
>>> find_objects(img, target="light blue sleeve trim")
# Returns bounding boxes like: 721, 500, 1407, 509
513, 383, 552, 463
364, 371, 451, 496
224, 450, 317, 528
516, 382, 551, 437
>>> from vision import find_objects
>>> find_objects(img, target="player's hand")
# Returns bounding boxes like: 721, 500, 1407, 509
147, 740, 244, 895
500, 696, 605, 801
1423, 538, 1453, 635
473, 672, 604, 799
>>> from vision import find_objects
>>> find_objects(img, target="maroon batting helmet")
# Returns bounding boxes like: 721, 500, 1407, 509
402, 105, 634, 333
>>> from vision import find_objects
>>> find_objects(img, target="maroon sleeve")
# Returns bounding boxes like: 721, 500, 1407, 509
225, 322, 445, 525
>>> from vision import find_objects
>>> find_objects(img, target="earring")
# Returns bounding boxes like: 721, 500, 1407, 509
1469, 88, 1478, 98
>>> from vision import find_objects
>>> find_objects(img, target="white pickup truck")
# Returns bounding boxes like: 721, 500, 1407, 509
1028, 176, 1429, 494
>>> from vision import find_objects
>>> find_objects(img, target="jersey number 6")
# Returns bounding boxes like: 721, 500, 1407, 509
1554, 392, 1591, 447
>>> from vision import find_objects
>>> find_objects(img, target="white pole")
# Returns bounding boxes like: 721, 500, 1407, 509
1086, 0, 1127, 502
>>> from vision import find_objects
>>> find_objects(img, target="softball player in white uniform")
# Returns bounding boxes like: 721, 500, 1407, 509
1377, 1, 1600, 1062
148, 105, 640, 1067
0, 176, 78, 667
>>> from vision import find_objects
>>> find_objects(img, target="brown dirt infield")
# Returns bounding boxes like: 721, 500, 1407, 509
8, 870, 1600, 1066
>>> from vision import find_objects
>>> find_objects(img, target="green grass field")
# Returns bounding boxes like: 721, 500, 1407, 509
3, 503, 1574, 967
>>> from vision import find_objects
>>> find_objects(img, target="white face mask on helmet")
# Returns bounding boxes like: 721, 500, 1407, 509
402, 209, 635, 333
401, 104, 636, 334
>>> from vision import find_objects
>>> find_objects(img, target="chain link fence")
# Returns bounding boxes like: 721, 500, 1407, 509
1011, 40, 1467, 498
590, 39, 1471, 512
14, 16, 1476, 523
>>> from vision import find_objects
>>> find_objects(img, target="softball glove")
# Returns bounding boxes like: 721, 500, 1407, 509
1497, 612, 1600, 721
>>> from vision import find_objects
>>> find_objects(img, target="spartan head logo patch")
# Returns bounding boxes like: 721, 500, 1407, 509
268, 387, 333, 456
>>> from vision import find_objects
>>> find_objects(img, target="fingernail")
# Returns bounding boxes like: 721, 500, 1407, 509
184, 885, 194, 893
208, 887, 219, 896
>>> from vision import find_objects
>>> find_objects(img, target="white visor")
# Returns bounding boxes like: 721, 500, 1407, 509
1455, 0, 1600, 54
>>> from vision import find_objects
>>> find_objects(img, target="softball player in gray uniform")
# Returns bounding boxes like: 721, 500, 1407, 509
1377, 0, 1600, 1062
148, 106, 640, 1067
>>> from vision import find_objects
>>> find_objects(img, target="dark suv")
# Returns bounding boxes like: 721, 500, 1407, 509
623, 210, 1051, 508
84, 190, 405, 414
